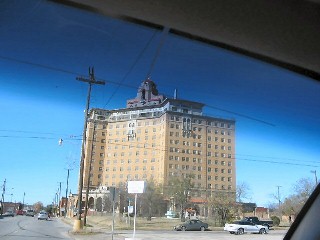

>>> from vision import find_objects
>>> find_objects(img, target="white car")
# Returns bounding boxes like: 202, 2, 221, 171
224, 220, 269, 235
37, 211, 48, 220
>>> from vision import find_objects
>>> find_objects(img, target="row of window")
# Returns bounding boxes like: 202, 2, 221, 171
170, 115, 234, 129
168, 164, 232, 173
108, 119, 161, 129
105, 165, 156, 171
170, 124, 233, 135
104, 174, 155, 180
170, 140, 233, 150
168, 156, 232, 165
103, 158, 157, 165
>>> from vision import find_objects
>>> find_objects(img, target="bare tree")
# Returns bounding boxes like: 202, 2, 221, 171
166, 175, 194, 222
236, 182, 251, 203
282, 177, 315, 218
140, 179, 163, 220
33, 201, 43, 213
208, 191, 238, 226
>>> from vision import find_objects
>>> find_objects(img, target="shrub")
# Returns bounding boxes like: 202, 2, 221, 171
271, 215, 280, 226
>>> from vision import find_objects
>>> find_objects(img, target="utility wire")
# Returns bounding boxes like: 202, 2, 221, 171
103, 29, 159, 108
0, 54, 284, 126
0, 132, 317, 167
0, 55, 136, 90
205, 104, 275, 127
145, 27, 170, 79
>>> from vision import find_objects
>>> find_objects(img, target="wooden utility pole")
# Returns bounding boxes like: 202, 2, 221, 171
84, 119, 96, 226
1, 179, 6, 215
74, 67, 105, 230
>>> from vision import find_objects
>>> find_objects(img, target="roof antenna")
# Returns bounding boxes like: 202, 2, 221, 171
174, 89, 178, 99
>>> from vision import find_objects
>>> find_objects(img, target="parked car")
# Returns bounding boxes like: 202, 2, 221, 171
26, 209, 35, 217
243, 216, 273, 229
16, 209, 24, 215
174, 219, 209, 231
224, 220, 269, 235
37, 211, 48, 220
3, 210, 15, 217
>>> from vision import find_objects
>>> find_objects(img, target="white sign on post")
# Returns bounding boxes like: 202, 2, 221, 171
126, 181, 145, 240
128, 181, 145, 193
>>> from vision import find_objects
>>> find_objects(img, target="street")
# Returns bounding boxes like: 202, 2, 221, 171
0, 216, 288, 240
0, 215, 72, 240
95, 229, 288, 240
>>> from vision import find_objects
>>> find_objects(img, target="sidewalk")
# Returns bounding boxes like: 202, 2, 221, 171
60, 216, 128, 240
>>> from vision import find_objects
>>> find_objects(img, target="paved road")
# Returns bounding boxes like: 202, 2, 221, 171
0, 215, 72, 240
71, 228, 288, 240
0, 215, 288, 240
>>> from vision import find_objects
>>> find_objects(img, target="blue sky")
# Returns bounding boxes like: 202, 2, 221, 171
1, 0, 319, 207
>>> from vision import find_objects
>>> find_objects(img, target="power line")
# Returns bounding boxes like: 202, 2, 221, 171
1, 130, 318, 167
0, 55, 136, 90
205, 104, 275, 127
0, 54, 277, 126
236, 153, 320, 165
103, 29, 159, 108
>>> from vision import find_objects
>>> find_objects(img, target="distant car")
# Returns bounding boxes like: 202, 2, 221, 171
16, 209, 24, 215
38, 211, 48, 220
4, 210, 15, 217
224, 220, 269, 235
173, 219, 209, 231
26, 209, 35, 217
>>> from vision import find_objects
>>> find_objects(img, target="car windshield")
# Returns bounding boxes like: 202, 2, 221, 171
1, 1, 319, 239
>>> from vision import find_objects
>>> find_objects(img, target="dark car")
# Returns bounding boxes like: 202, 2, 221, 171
174, 219, 209, 231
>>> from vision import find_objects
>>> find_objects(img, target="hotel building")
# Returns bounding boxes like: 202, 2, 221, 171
82, 79, 236, 201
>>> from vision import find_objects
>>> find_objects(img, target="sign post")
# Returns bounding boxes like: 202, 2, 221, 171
127, 181, 145, 240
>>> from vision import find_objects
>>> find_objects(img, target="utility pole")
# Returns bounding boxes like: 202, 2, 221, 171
1, 179, 6, 215
276, 186, 282, 211
65, 168, 72, 217
58, 182, 62, 217
74, 67, 105, 231
84, 120, 96, 226
311, 170, 318, 186
23, 192, 25, 209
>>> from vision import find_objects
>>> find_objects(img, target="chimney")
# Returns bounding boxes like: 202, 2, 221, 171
174, 89, 178, 99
